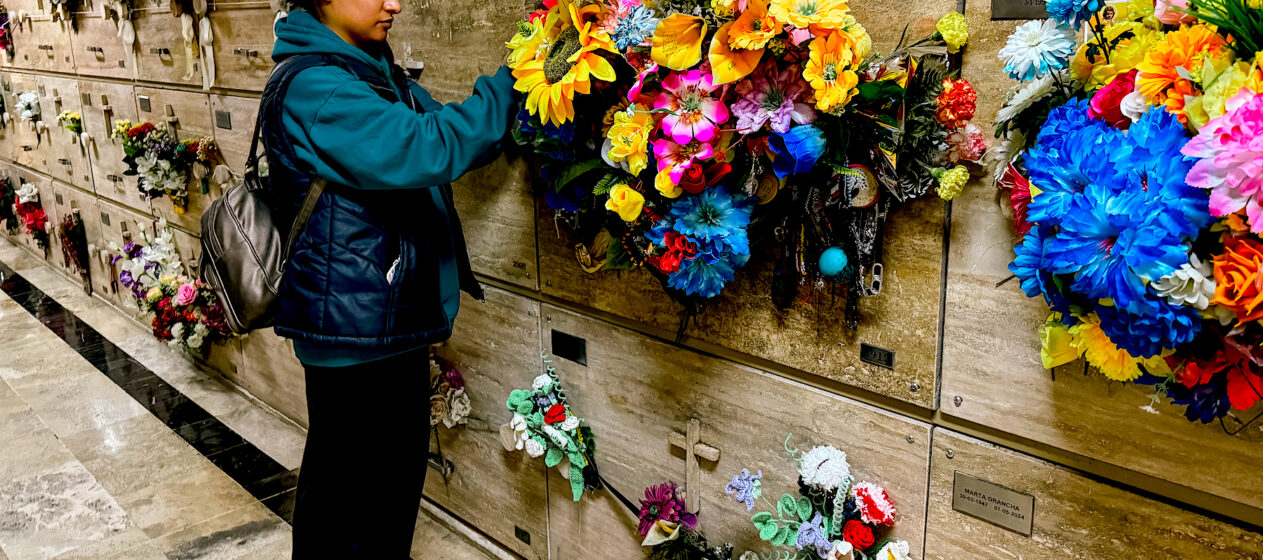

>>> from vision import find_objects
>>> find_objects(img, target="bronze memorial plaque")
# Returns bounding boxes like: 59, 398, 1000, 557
952, 472, 1036, 536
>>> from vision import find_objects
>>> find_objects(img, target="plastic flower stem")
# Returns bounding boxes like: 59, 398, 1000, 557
1089, 14, 1112, 65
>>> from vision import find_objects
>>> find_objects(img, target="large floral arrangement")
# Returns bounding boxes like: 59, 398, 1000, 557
726, 436, 910, 560
109, 219, 232, 357
994, 0, 1263, 426
504, 355, 597, 500
13, 181, 49, 251
111, 120, 224, 213
507, 0, 983, 322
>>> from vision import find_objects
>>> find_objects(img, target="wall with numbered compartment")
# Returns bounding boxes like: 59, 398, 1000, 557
0, 0, 1258, 559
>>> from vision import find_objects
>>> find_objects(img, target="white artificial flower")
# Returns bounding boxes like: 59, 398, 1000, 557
560, 416, 581, 431
737, 553, 760, 560
15, 182, 39, 205
986, 129, 1028, 188
995, 73, 1058, 124
185, 333, 203, 349
798, 446, 851, 492
1207, 304, 1236, 326
523, 438, 546, 458
828, 540, 855, 560
170, 322, 185, 339
16, 92, 39, 122
444, 390, 471, 428
1153, 255, 1215, 309
998, 19, 1076, 81
510, 413, 530, 450
193, 322, 209, 337
531, 374, 553, 391
1120, 89, 1150, 123
542, 424, 569, 448
874, 540, 912, 560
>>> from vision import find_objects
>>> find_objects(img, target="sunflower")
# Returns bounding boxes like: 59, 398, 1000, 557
802, 31, 860, 112
729, 0, 783, 51
507, 19, 548, 68
769, 0, 850, 32
512, 0, 619, 126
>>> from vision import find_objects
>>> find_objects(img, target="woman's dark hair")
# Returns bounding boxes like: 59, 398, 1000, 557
289, 0, 319, 14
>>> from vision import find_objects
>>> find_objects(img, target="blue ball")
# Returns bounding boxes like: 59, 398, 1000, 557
819, 247, 848, 277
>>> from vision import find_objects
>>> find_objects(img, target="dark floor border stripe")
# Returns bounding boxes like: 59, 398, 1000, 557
0, 260, 299, 524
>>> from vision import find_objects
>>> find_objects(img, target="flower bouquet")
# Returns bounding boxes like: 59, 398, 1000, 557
503, 355, 598, 501
637, 481, 733, 559
430, 355, 472, 428
994, 0, 1263, 425
15, 92, 39, 126
13, 181, 49, 251
59, 212, 90, 286
109, 219, 232, 357
506, 0, 984, 326
0, 175, 19, 234
111, 120, 223, 213
726, 437, 910, 560
57, 110, 83, 135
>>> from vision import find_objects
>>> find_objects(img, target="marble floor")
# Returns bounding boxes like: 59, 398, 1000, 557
0, 238, 497, 560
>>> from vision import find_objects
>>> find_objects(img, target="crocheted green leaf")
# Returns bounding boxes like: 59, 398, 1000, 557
545, 446, 563, 467
777, 494, 797, 517
758, 520, 779, 541
751, 512, 774, 528
785, 525, 800, 547
530, 411, 545, 426
506, 390, 533, 415
569, 467, 585, 501
796, 497, 812, 522
770, 526, 791, 547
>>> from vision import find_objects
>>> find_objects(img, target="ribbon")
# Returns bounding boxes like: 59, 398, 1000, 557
198, 16, 214, 89
180, 13, 197, 82
118, 18, 137, 80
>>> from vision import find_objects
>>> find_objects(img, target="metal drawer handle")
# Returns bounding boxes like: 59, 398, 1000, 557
38, 44, 53, 51
87, 46, 104, 54
148, 47, 170, 56
57, 158, 71, 165
233, 48, 258, 57
106, 174, 123, 182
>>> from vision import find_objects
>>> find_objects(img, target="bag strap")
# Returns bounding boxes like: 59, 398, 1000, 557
283, 176, 325, 261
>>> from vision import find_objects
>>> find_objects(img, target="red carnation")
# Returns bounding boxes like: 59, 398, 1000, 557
935, 78, 977, 129
544, 403, 567, 424
842, 519, 875, 549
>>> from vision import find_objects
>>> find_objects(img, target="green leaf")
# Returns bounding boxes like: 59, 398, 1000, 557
770, 526, 789, 547
751, 512, 774, 528
544, 446, 563, 467
796, 497, 812, 522
554, 158, 607, 193
785, 526, 799, 547
777, 494, 797, 517
758, 521, 779, 541
569, 468, 585, 501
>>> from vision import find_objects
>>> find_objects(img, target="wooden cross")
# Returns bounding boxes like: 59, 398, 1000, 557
668, 418, 721, 512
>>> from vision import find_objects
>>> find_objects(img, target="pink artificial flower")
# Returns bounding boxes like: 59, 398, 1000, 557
654, 68, 730, 145
1182, 89, 1263, 232
1154, 0, 1195, 25
732, 62, 816, 134
175, 283, 197, 306
1088, 69, 1138, 129
628, 63, 660, 103
945, 123, 988, 163
652, 138, 715, 184
787, 26, 813, 46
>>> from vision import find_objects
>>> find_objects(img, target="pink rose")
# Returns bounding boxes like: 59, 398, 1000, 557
1155, 0, 1195, 25
175, 283, 197, 306
1088, 70, 1138, 129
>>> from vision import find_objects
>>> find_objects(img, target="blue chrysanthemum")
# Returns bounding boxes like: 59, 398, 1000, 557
668, 186, 754, 256
1009, 226, 1078, 320
767, 125, 825, 178
1046, 0, 1102, 29
1136, 373, 1233, 423
665, 249, 750, 298
1095, 297, 1202, 358
1110, 108, 1210, 238
612, 5, 659, 50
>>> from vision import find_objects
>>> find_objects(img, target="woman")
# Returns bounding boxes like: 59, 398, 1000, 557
263, 0, 516, 556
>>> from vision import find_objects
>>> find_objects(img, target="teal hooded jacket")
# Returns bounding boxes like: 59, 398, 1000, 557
271, 10, 516, 366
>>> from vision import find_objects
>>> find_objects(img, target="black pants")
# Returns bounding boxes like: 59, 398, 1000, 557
291, 347, 431, 559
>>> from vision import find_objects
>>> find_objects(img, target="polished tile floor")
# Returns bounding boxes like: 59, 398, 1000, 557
0, 239, 496, 560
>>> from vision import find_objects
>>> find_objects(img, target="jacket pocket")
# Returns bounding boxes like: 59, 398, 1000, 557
391, 230, 447, 335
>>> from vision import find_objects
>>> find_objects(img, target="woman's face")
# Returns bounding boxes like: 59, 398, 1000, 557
320, 0, 401, 49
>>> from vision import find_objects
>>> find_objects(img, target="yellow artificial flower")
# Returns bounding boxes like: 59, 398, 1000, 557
1039, 314, 1082, 369
710, 21, 765, 85
506, 19, 548, 69
146, 287, 163, 303
770, 0, 850, 31
1136, 24, 1233, 123
837, 15, 871, 60
935, 12, 968, 54
711, 0, 738, 17
511, 0, 619, 126
729, 0, 782, 50
605, 183, 645, 222
932, 165, 969, 201
802, 31, 860, 112
1189, 59, 1254, 127
655, 168, 684, 198
604, 105, 654, 175
1069, 314, 1172, 382
652, 14, 707, 70
1070, 22, 1157, 90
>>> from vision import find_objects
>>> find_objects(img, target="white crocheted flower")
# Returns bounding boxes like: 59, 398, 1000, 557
875, 540, 911, 560
523, 438, 546, 458
560, 416, 580, 431
1153, 255, 1215, 309
510, 413, 530, 450
827, 540, 854, 560
542, 424, 569, 448
798, 446, 851, 491
531, 374, 553, 391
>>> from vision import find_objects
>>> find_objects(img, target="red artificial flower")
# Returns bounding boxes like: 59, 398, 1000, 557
704, 161, 732, 186
841, 519, 875, 549
935, 78, 977, 129
544, 403, 567, 424
648, 230, 698, 274
1088, 69, 1138, 129
678, 163, 708, 195
127, 122, 156, 138
999, 163, 1033, 236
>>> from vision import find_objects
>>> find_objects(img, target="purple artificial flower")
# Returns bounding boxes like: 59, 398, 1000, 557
118, 270, 134, 288
732, 63, 816, 134
637, 482, 696, 537
795, 513, 831, 556
441, 365, 465, 391
725, 468, 763, 511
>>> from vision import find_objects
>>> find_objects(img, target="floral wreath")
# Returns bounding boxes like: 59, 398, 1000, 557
725, 435, 911, 560
111, 120, 228, 213
993, 0, 1263, 429
504, 353, 599, 500
506, 0, 984, 328
109, 219, 233, 357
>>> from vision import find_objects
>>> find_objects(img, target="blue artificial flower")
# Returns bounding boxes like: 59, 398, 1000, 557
545, 183, 587, 212
542, 120, 576, 143
1009, 226, 1078, 319
666, 249, 749, 298
612, 5, 659, 51
668, 186, 754, 256
1046, 0, 1102, 29
1112, 108, 1210, 238
1148, 375, 1233, 423
767, 125, 826, 178
1095, 297, 1202, 358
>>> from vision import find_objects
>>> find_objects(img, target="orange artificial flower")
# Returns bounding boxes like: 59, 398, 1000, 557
1135, 24, 1232, 123
710, 22, 765, 85
729, 0, 783, 50
1211, 236, 1263, 325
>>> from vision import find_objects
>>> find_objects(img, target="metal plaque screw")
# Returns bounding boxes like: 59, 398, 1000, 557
905, 435, 914, 444
910, 382, 921, 392
953, 396, 963, 407
945, 449, 954, 459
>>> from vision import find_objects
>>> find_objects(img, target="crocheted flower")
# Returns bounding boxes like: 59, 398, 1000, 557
655, 67, 730, 144
998, 19, 1076, 81
827, 541, 855, 560
935, 12, 968, 54
652, 14, 707, 71
603, 105, 655, 175
1153, 255, 1215, 309
932, 165, 969, 201
1088, 69, 1138, 128
605, 183, 645, 222
1183, 90, 1263, 232
1211, 236, 1263, 325
794, 513, 831, 554
637, 482, 696, 537
544, 403, 567, 424
732, 62, 816, 134
523, 437, 547, 458
849, 482, 896, 526
841, 519, 874, 549
798, 446, 851, 491
1045, 0, 1102, 29
767, 125, 826, 178
874, 540, 913, 560
725, 468, 763, 511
